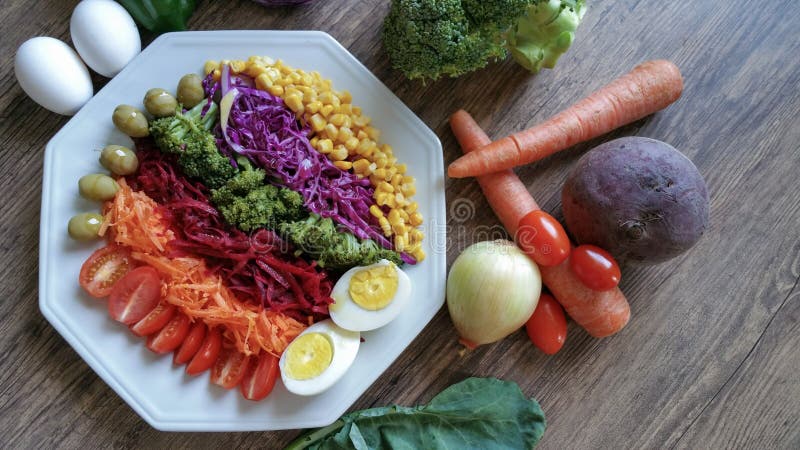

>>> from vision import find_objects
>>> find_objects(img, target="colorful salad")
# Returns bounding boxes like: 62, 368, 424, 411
71, 57, 424, 401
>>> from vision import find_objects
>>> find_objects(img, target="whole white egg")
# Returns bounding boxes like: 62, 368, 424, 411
279, 319, 360, 396
70, 0, 141, 77
14, 37, 93, 115
329, 259, 412, 332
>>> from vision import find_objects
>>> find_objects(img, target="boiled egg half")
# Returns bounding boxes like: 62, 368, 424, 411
279, 319, 360, 396
329, 259, 411, 332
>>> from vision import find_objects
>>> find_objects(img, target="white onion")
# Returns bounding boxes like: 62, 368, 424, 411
446, 240, 541, 346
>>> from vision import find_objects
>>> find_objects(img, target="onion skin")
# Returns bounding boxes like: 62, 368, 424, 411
446, 240, 541, 346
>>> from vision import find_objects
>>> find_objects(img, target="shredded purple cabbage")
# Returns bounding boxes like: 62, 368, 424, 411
207, 71, 395, 251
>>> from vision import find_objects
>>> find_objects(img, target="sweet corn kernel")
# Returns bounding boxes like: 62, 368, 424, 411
356, 130, 368, 140
337, 127, 353, 143
334, 161, 353, 171
410, 229, 424, 241
285, 94, 304, 113
378, 182, 394, 193
339, 91, 352, 103
321, 105, 334, 117
204, 60, 219, 75
268, 85, 284, 96
354, 115, 371, 127
379, 217, 392, 236
339, 104, 352, 115
319, 91, 334, 105
391, 174, 403, 186
329, 114, 346, 127
369, 205, 384, 219
230, 60, 247, 73
409, 212, 423, 226
406, 202, 418, 213
310, 114, 326, 132
394, 235, 406, 252
400, 184, 416, 196
352, 159, 371, 174
395, 192, 406, 206
388, 209, 401, 224
352, 106, 362, 115
356, 139, 376, 156
310, 136, 319, 147
373, 168, 387, 180
344, 137, 360, 151
318, 139, 334, 154
323, 123, 339, 140
307, 101, 322, 114
255, 73, 273, 90
399, 209, 409, 221
330, 146, 348, 161
396, 163, 407, 174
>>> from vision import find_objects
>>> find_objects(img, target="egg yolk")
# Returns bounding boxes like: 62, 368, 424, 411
284, 333, 333, 380
348, 264, 399, 310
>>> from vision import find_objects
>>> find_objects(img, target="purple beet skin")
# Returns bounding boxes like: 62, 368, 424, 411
561, 137, 709, 264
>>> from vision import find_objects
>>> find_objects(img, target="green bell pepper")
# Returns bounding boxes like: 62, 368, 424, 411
117, 0, 198, 33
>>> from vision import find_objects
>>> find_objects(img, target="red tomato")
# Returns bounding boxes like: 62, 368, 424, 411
173, 321, 207, 365
517, 210, 571, 267
79, 245, 134, 298
526, 293, 567, 355
240, 352, 280, 401
186, 327, 222, 376
108, 266, 161, 324
146, 313, 191, 354
569, 245, 622, 291
211, 348, 251, 389
130, 303, 175, 337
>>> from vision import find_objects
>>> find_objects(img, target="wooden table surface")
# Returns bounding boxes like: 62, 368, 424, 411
2, 1, 799, 448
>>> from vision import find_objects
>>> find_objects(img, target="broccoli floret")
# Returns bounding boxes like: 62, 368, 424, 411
382, 0, 585, 81
211, 168, 305, 232
279, 214, 402, 270
149, 100, 236, 189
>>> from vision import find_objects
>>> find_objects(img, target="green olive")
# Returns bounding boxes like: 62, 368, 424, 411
112, 104, 149, 137
100, 145, 139, 176
143, 88, 178, 117
68, 213, 104, 241
79, 174, 119, 201
177, 74, 205, 108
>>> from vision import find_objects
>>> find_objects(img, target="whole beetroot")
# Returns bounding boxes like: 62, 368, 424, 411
561, 137, 709, 264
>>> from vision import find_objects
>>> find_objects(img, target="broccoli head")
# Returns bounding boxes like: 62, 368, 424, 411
382, 0, 585, 81
211, 169, 305, 232
150, 100, 236, 189
279, 214, 402, 270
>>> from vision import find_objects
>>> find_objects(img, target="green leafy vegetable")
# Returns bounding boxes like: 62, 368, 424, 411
117, 0, 197, 33
286, 377, 546, 450
382, 0, 585, 81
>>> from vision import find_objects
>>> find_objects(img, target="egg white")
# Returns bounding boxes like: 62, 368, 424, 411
329, 260, 412, 332
279, 319, 360, 396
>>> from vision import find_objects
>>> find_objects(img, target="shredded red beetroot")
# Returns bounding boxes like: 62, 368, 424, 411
127, 141, 333, 321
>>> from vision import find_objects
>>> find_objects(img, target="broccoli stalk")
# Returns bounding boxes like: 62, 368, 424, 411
149, 100, 237, 188
382, 0, 585, 81
279, 214, 402, 270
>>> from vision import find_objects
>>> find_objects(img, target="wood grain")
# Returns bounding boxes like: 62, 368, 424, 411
1, 0, 799, 448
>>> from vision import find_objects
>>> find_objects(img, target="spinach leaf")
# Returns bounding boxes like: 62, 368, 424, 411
286, 377, 546, 450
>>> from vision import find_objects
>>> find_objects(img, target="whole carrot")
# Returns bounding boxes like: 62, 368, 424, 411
448, 60, 683, 178
450, 110, 630, 338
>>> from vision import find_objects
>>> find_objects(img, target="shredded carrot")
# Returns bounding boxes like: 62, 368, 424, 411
103, 180, 306, 356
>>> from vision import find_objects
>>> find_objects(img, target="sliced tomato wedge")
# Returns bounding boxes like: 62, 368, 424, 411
210, 348, 251, 389
146, 313, 191, 354
79, 245, 134, 298
108, 266, 161, 324
130, 303, 175, 337
240, 352, 280, 401
186, 327, 222, 376
173, 321, 206, 365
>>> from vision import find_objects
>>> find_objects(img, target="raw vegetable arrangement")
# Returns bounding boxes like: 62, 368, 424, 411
70, 56, 426, 401
445, 60, 710, 355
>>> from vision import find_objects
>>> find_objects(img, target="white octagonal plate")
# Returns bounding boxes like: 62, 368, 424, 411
39, 31, 446, 431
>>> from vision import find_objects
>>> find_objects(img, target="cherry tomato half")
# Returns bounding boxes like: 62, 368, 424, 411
211, 348, 251, 390
240, 352, 280, 401
173, 321, 207, 365
517, 210, 571, 267
569, 245, 622, 291
186, 327, 223, 376
146, 313, 191, 354
79, 245, 134, 298
525, 293, 567, 355
108, 266, 161, 324
130, 303, 175, 337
